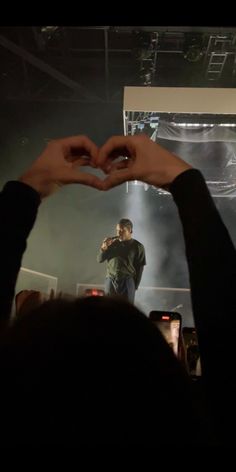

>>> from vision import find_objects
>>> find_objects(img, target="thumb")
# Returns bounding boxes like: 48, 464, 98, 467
103, 168, 134, 190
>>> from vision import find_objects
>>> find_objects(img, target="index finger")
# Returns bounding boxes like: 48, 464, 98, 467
96, 136, 134, 167
59, 135, 99, 160
102, 167, 134, 190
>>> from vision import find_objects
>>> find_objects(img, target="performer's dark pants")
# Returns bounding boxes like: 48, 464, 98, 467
105, 276, 136, 303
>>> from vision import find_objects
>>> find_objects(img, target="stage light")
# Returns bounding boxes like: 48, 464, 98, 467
84, 288, 105, 297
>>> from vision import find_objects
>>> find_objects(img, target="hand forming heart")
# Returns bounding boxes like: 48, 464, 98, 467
19, 134, 191, 197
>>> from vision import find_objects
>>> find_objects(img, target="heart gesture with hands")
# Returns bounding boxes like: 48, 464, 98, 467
95, 134, 191, 190
19, 134, 192, 197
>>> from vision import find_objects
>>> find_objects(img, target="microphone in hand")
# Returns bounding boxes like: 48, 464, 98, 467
101, 236, 118, 250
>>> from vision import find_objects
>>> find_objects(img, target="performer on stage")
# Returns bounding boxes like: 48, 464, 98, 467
97, 218, 146, 303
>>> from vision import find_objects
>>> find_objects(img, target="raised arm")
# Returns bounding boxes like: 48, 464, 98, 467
97, 237, 119, 263
0, 135, 103, 329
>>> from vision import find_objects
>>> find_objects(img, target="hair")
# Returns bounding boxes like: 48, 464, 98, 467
0, 296, 211, 445
118, 218, 133, 233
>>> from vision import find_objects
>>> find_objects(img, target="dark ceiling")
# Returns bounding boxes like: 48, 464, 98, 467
1, 26, 236, 104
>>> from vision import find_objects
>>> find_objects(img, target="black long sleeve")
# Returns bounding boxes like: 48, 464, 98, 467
0, 181, 41, 327
170, 169, 236, 441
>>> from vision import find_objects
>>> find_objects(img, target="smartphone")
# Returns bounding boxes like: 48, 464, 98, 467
149, 311, 182, 358
182, 327, 201, 376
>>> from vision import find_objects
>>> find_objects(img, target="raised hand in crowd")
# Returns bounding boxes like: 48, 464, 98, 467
19, 135, 104, 198
94, 133, 192, 190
